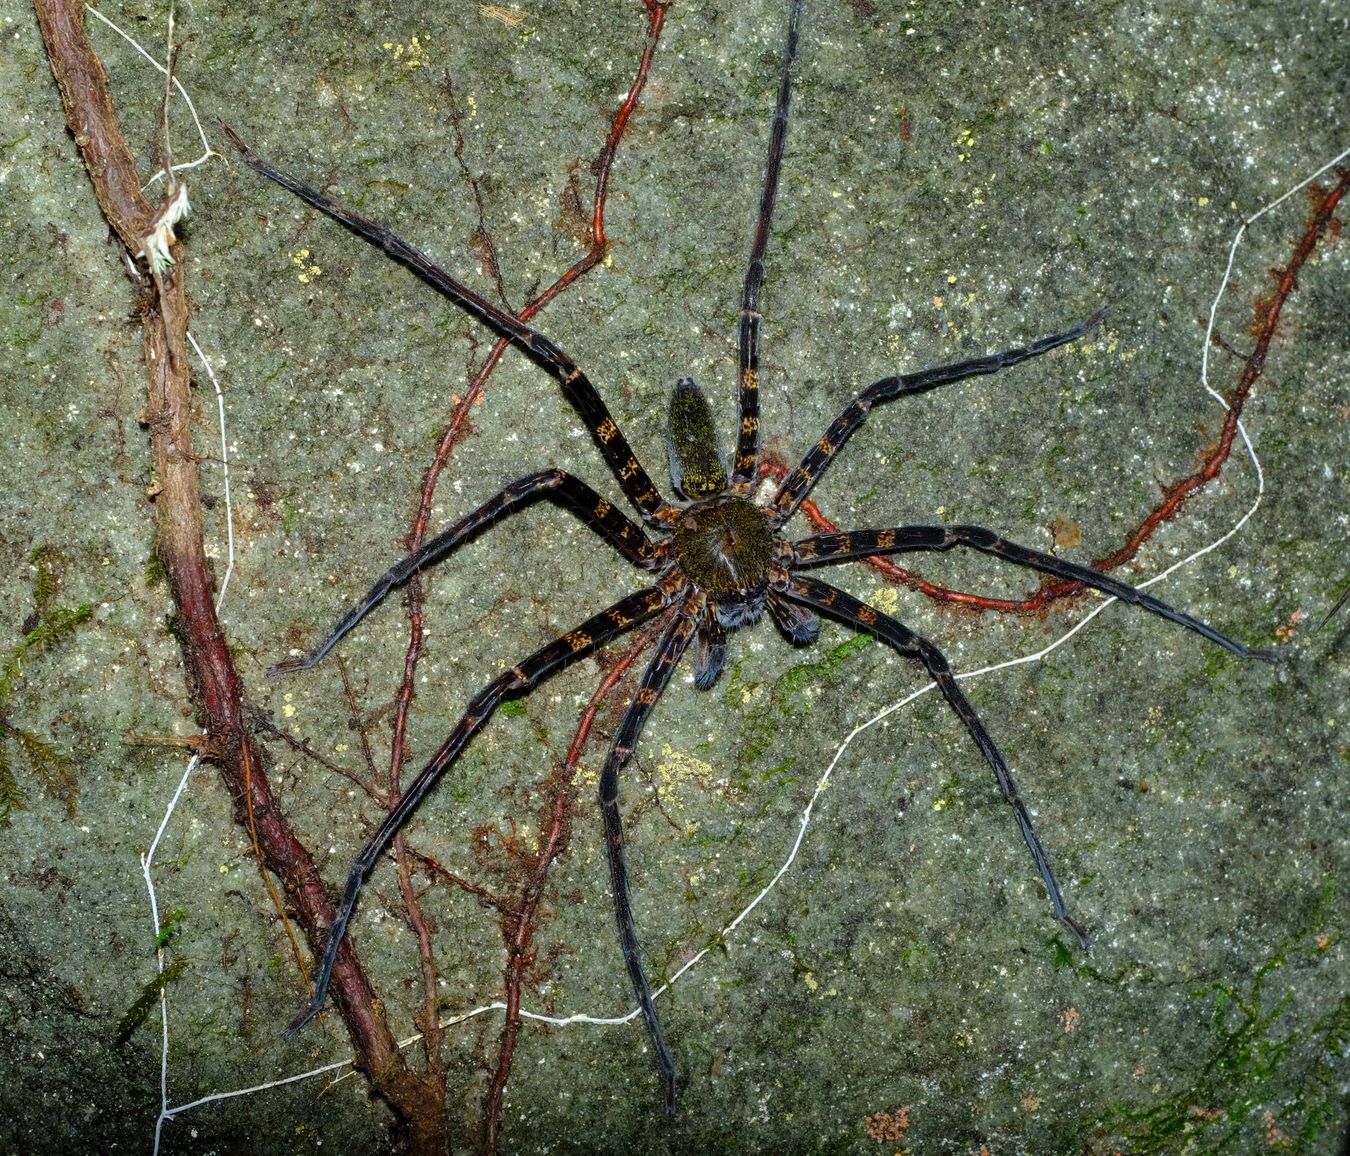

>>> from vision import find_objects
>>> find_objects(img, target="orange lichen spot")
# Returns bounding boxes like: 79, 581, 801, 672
1061, 1005, 1080, 1033
863, 1106, 911, 1142
1263, 1110, 1290, 1147
1274, 608, 1303, 642
1052, 513, 1082, 550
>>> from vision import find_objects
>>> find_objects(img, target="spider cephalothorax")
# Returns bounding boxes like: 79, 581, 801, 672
227, 0, 1274, 1118
662, 378, 813, 688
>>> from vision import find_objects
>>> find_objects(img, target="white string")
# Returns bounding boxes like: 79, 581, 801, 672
187, 330, 236, 611
140, 754, 199, 1155
84, 3, 215, 182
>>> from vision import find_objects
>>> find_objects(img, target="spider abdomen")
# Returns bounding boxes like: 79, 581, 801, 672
669, 496, 775, 626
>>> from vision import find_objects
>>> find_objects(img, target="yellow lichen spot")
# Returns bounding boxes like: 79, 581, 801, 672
290, 249, 321, 284
803, 971, 819, 992
219, 863, 230, 874
868, 585, 899, 617
947, 274, 958, 286
282, 691, 295, 719
955, 126, 976, 162
383, 34, 430, 68
1197, 195, 1210, 206
657, 744, 714, 789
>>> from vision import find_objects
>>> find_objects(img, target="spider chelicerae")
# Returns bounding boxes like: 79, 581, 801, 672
226, 0, 1274, 1114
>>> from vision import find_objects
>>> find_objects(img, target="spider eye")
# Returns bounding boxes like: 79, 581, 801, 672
667, 377, 728, 499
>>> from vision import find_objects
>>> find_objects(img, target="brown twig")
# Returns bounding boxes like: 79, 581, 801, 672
32, 2, 447, 1150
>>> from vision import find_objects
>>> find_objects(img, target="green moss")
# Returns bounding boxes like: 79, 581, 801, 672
113, 958, 190, 1046
0, 546, 94, 824
1105, 882, 1344, 1152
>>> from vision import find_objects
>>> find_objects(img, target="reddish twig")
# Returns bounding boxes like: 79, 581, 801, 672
764, 169, 1348, 615
482, 612, 673, 1153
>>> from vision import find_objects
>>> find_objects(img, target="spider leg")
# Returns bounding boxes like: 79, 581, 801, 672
273, 469, 659, 673
730, 0, 805, 487
691, 613, 728, 689
769, 310, 1105, 525
780, 573, 1092, 950
1318, 580, 1350, 631
221, 125, 673, 524
792, 525, 1277, 662
283, 584, 672, 1039
767, 590, 821, 645
599, 596, 700, 1113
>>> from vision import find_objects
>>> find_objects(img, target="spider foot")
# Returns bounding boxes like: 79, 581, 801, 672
269, 654, 318, 676
1058, 912, 1091, 952
282, 997, 323, 1040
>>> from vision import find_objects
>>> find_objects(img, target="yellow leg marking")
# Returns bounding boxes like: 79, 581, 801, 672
565, 630, 593, 651
637, 687, 658, 706
596, 417, 619, 443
